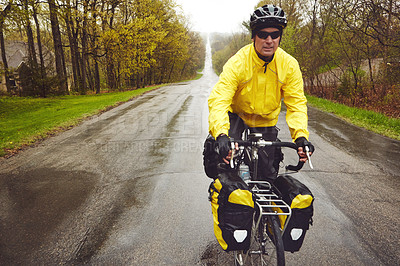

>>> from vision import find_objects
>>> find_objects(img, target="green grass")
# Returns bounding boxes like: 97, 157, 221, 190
306, 95, 400, 140
180, 73, 203, 82
0, 85, 165, 156
195, 73, 204, 80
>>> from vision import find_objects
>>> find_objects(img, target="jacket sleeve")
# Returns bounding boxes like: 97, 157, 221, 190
282, 59, 309, 141
208, 58, 240, 138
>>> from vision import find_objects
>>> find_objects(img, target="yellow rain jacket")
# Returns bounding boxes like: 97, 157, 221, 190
208, 44, 309, 141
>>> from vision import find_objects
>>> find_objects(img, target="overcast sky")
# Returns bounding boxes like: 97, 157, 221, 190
174, 0, 260, 33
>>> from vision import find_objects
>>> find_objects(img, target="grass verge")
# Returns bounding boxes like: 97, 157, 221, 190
0, 85, 165, 157
306, 94, 400, 141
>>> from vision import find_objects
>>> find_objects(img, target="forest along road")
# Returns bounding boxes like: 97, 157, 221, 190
1, 41, 400, 265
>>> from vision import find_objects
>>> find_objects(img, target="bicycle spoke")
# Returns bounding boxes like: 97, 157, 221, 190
240, 215, 284, 266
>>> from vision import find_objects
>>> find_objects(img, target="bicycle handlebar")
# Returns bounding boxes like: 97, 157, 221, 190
233, 139, 307, 172
234, 139, 297, 149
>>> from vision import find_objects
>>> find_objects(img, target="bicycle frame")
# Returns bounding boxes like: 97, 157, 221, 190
234, 133, 292, 236
232, 133, 296, 265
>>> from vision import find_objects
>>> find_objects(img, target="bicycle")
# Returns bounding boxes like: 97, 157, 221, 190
228, 132, 312, 266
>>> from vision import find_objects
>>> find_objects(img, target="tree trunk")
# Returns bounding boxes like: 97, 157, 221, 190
103, 3, 117, 91
383, 0, 393, 65
24, 0, 38, 72
80, 0, 89, 94
106, 56, 116, 90
167, 59, 175, 83
113, 61, 119, 90
73, 10, 84, 92
94, 60, 100, 93
91, 0, 101, 94
48, 0, 68, 94
136, 72, 140, 89
32, 3, 47, 97
64, 0, 80, 92
86, 62, 94, 91
366, 44, 376, 94
0, 4, 11, 93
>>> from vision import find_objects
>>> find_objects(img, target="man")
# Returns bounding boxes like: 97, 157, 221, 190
208, 4, 314, 179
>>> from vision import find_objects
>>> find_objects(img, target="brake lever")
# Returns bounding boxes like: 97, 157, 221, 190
305, 146, 314, 169
230, 141, 235, 168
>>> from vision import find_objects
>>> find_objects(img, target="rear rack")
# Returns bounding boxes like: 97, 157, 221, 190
247, 180, 292, 234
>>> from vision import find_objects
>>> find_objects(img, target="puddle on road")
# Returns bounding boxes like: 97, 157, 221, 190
0, 166, 156, 264
165, 95, 192, 136
71, 173, 156, 264
144, 95, 193, 166
0, 169, 96, 263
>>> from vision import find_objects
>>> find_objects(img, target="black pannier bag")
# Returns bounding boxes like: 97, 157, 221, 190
203, 134, 219, 179
273, 174, 314, 252
208, 171, 255, 251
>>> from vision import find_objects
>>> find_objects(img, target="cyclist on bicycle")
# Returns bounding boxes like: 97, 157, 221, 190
208, 4, 314, 180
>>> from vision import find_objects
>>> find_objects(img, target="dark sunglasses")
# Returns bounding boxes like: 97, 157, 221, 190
256, 31, 281, 40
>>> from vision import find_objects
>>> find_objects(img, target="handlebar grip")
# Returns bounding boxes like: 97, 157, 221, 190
286, 161, 305, 171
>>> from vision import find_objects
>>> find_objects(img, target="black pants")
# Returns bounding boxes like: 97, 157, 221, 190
228, 112, 281, 180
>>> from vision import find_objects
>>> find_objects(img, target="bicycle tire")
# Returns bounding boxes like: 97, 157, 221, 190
246, 213, 285, 266
266, 215, 285, 266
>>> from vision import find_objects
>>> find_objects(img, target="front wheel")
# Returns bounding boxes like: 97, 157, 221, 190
266, 215, 285, 266
248, 214, 285, 266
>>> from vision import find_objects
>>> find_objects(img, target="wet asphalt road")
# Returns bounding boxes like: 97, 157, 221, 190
1, 42, 400, 265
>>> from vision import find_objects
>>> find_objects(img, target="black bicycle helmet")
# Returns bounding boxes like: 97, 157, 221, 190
250, 4, 287, 35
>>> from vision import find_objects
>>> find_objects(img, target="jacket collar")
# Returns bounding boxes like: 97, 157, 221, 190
251, 44, 278, 68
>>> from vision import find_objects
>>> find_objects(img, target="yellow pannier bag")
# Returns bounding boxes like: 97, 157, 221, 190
209, 171, 254, 251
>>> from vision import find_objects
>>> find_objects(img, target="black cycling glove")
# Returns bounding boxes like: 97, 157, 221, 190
295, 137, 315, 153
216, 134, 231, 158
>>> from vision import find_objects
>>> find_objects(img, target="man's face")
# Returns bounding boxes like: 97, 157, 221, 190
253, 28, 281, 60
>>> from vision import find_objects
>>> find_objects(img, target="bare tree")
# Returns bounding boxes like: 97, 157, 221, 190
31, 0, 48, 97
48, 0, 68, 94
0, 3, 11, 93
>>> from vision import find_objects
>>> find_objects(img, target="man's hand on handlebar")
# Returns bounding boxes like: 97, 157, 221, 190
221, 143, 239, 164
295, 137, 315, 163
216, 134, 238, 164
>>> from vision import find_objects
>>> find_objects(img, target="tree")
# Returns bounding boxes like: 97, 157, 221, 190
48, 0, 68, 94
63, 0, 81, 92
100, 0, 120, 91
1, 0, 206, 96
211, 32, 250, 75
89, 0, 101, 94
0, 3, 11, 93
32, 0, 48, 97
256, 0, 306, 29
